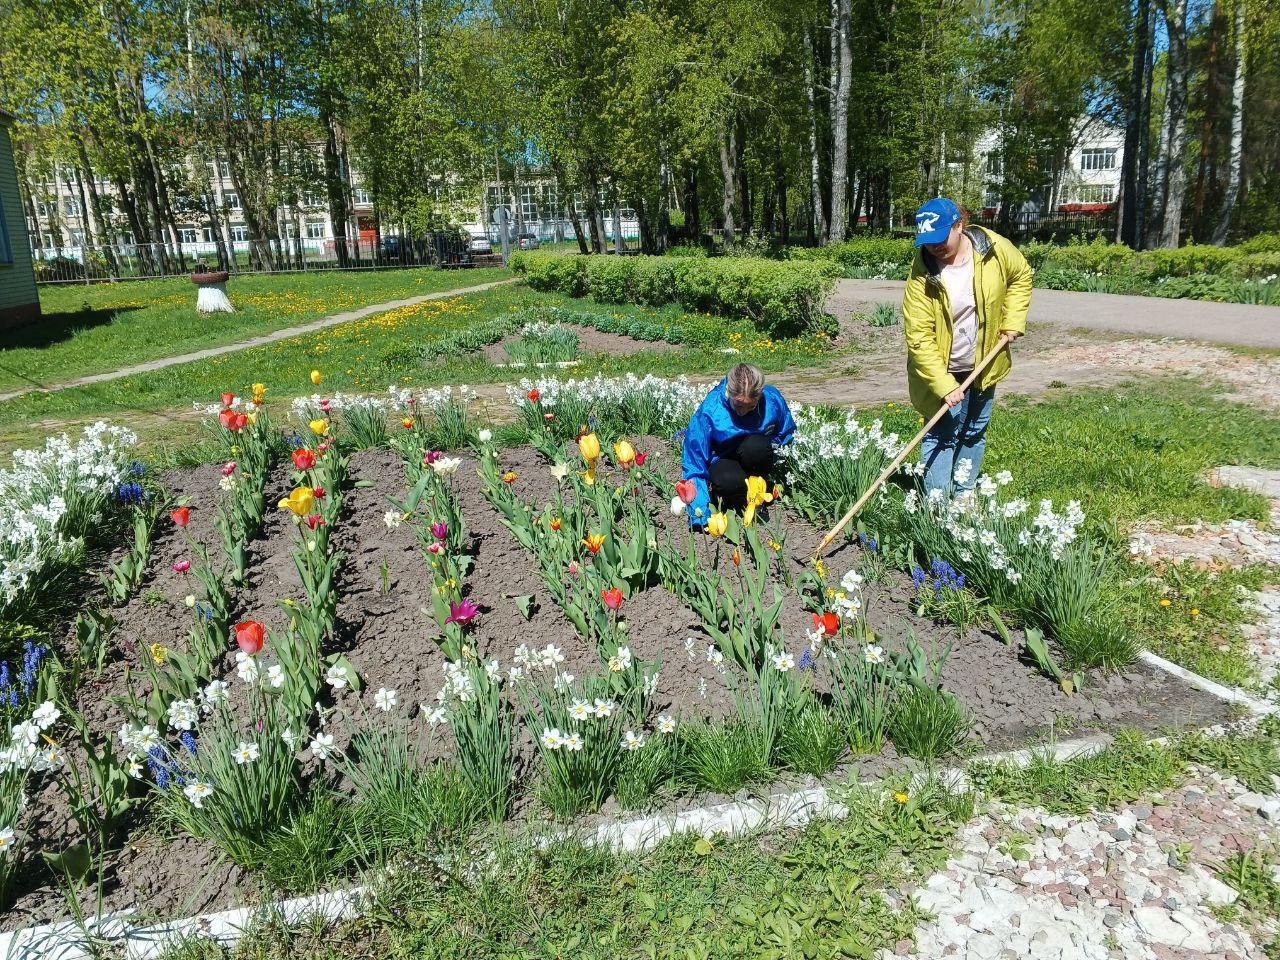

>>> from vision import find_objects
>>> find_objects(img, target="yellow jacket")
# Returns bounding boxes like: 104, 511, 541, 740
902, 226, 1032, 416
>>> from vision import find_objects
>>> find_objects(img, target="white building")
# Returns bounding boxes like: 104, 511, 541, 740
975, 118, 1124, 214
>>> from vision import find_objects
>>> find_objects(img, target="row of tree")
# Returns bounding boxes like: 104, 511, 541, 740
1, 0, 1277, 259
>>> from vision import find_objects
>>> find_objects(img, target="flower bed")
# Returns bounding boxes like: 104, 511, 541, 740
0, 386, 1236, 930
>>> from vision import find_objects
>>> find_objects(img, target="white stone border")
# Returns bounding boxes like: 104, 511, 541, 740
4, 651, 1270, 959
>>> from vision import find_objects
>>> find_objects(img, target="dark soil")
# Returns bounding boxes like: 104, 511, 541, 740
6, 438, 1232, 930
482, 325, 680, 365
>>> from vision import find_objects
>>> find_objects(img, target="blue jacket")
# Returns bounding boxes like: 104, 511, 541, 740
680, 379, 796, 524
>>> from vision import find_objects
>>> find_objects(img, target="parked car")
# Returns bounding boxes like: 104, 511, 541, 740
469, 235, 494, 255
517, 233, 540, 250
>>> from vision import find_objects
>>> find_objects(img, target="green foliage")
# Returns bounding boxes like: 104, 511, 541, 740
255, 792, 359, 895
514, 253, 839, 339
678, 720, 771, 794
787, 236, 915, 272
778, 693, 847, 775
864, 303, 900, 327
1217, 848, 1280, 918
888, 688, 971, 761
504, 322, 580, 365
1056, 617, 1139, 672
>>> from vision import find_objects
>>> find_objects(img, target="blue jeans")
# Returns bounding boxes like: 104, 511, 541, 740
921, 385, 996, 495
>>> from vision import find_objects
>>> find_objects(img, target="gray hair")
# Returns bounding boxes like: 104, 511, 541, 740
726, 363, 765, 399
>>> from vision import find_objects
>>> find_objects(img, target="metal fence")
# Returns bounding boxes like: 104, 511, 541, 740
31, 232, 475, 284
968, 208, 1117, 241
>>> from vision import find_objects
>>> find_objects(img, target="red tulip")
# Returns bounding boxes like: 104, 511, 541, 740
235, 620, 265, 655
220, 392, 235, 407
292, 448, 316, 471
303, 514, 326, 529
220, 461, 237, 477
544, 413, 555, 421
634, 452, 647, 467
675, 479, 697, 504
172, 559, 191, 573
312, 486, 326, 499
732, 549, 740, 567
813, 612, 840, 636
602, 588, 624, 611
171, 506, 190, 527
528, 388, 541, 403
218, 409, 238, 431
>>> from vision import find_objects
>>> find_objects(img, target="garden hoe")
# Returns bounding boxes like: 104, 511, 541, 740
812, 332, 1014, 561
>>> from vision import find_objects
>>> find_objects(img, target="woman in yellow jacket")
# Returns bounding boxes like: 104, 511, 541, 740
902, 198, 1032, 495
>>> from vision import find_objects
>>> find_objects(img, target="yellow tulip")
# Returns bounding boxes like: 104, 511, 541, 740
310, 369, 323, 385
578, 432, 601, 464
278, 486, 316, 517
613, 440, 635, 466
742, 475, 774, 527
309, 419, 329, 437
707, 512, 728, 537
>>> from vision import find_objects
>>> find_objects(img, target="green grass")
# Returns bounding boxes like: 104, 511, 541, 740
5, 267, 511, 393
158, 780, 967, 960
0, 286, 832, 455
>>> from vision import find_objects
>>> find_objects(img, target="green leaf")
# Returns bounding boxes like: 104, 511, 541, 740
353, 479, 375, 488
43, 843, 93, 882
325, 653, 362, 692
693, 837, 714, 856
511, 594, 536, 620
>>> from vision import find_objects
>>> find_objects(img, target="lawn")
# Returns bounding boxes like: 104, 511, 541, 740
0, 285, 832, 454
0, 267, 511, 394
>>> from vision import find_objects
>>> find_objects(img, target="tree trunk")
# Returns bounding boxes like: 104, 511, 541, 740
1192, 1, 1225, 238
1211, 0, 1246, 245
718, 124, 738, 250
323, 108, 351, 267
803, 27, 827, 244
736, 122, 751, 236
827, 0, 852, 244
1136, 13, 1156, 247
1156, 0, 1190, 247
1120, 0, 1150, 246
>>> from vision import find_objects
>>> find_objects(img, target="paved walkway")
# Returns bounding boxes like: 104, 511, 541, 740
0, 277, 518, 404
830, 280, 1280, 349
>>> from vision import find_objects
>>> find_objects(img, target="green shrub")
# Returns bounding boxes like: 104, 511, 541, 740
1236, 232, 1280, 255
1057, 618, 1139, 672
864, 303, 900, 327
1231, 251, 1280, 279
1018, 240, 1057, 269
1149, 274, 1246, 302
788, 236, 916, 274
1132, 244, 1239, 278
1043, 237, 1135, 274
522, 254, 837, 339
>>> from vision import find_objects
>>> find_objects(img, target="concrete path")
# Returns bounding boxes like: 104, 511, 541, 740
829, 279, 1280, 349
0, 277, 518, 404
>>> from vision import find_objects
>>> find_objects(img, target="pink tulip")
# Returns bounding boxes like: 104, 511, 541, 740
427, 542, 443, 554
431, 522, 448, 540
444, 598, 479, 626
172, 559, 191, 573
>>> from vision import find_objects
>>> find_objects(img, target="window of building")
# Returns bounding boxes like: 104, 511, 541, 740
224, 191, 242, 211
1079, 148, 1117, 172
1074, 184, 1115, 204
179, 227, 199, 244
69, 229, 85, 245
519, 186, 539, 224
303, 191, 324, 208
63, 199, 81, 217
983, 188, 1000, 208
306, 220, 326, 239
231, 225, 249, 242
353, 187, 371, 206
984, 151, 1002, 177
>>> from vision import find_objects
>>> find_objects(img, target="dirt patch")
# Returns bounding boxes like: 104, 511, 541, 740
481, 325, 680, 365
7, 439, 1232, 929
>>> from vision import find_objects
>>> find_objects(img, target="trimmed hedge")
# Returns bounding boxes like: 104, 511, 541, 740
786, 236, 915, 271
510, 252, 839, 339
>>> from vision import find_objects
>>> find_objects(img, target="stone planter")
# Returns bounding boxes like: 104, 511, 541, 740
192, 270, 234, 314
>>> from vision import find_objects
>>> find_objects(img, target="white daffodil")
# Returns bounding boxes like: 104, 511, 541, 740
477, 429, 493, 443
0, 827, 15, 853
281, 728, 299, 749
125, 756, 144, 778
166, 699, 199, 732
569, 699, 593, 721
552, 671, 575, 693
31, 701, 60, 730
200, 680, 230, 711
423, 705, 448, 726
562, 733, 584, 752
550, 462, 570, 481
235, 651, 260, 684
591, 699, 615, 718
383, 510, 403, 529
839, 569, 863, 593
325, 664, 350, 690
184, 781, 213, 808
863, 644, 885, 665
266, 664, 285, 689
374, 687, 399, 712
232, 741, 260, 764
539, 727, 563, 750
706, 646, 724, 666
771, 652, 795, 672
310, 732, 336, 760
657, 715, 676, 735
621, 730, 645, 751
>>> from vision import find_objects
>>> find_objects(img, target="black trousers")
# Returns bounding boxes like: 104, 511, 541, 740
708, 434, 775, 511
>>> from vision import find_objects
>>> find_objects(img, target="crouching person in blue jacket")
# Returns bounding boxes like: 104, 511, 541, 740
679, 363, 796, 527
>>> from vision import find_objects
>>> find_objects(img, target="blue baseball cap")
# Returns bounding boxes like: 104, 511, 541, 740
913, 197, 962, 247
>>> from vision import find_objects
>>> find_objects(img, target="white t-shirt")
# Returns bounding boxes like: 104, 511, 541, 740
940, 254, 977, 372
